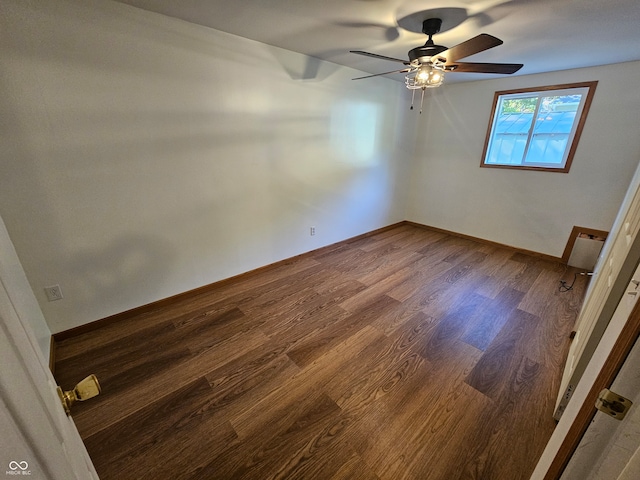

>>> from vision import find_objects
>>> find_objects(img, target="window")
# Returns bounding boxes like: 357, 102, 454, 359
481, 81, 597, 172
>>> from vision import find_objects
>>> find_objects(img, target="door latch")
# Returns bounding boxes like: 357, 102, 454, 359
595, 388, 632, 420
56, 374, 101, 415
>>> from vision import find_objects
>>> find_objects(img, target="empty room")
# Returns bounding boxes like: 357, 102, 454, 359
2, 0, 640, 479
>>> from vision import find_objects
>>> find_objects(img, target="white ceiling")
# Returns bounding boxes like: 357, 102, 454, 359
113, 0, 640, 83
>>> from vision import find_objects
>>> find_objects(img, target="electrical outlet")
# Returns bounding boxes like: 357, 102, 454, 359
44, 284, 64, 302
310, 226, 316, 236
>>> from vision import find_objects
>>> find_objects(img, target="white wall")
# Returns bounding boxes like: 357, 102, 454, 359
0, 0, 411, 333
406, 61, 640, 257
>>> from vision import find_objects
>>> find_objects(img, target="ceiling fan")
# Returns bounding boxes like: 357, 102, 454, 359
350, 17, 523, 111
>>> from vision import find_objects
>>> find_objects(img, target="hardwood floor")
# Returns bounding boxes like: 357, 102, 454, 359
54, 224, 588, 479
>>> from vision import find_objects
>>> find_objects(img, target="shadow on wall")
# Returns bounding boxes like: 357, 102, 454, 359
68, 234, 175, 318
266, 46, 342, 81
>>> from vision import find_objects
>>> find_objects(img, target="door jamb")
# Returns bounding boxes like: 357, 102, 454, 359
543, 287, 640, 479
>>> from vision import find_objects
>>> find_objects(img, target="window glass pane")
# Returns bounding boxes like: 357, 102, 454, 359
486, 132, 528, 165
525, 133, 569, 165
486, 96, 536, 164
501, 96, 537, 114
524, 94, 582, 166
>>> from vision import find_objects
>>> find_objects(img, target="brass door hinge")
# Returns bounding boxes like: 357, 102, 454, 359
595, 388, 632, 420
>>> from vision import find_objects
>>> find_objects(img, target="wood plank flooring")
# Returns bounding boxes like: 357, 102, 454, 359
54, 224, 588, 480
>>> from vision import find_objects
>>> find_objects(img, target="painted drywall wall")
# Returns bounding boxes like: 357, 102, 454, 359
0, 0, 412, 333
406, 61, 640, 257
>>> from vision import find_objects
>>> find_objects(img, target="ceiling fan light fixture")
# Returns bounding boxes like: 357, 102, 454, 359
405, 64, 445, 90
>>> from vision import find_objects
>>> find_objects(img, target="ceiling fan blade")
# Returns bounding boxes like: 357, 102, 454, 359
446, 62, 523, 74
352, 68, 413, 80
350, 50, 410, 65
436, 34, 503, 63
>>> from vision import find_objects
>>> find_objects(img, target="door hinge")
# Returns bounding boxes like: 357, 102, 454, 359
595, 388, 632, 420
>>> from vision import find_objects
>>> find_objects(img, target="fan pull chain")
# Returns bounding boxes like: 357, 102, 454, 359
420, 87, 426, 114
410, 88, 416, 110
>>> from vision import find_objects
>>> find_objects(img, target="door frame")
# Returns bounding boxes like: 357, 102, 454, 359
0, 214, 98, 479
537, 266, 640, 478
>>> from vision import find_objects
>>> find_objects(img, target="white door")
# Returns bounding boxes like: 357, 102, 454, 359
560, 272, 640, 479
0, 218, 98, 479
532, 255, 640, 478
555, 160, 640, 419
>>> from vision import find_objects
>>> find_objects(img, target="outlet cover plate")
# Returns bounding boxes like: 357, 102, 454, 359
44, 285, 64, 302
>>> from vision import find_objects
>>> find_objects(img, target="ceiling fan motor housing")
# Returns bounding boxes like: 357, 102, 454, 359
408, 45, 448, 64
